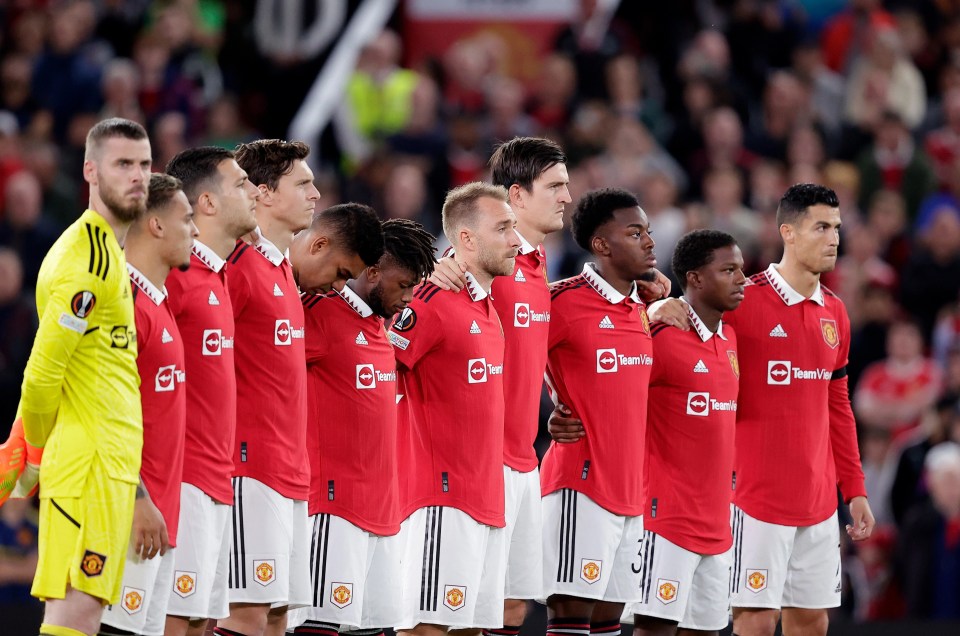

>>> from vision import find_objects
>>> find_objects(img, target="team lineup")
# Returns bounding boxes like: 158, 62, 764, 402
0, 119, 876, 636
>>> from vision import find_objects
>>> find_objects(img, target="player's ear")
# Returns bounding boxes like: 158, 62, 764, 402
686, 270, 699, 290
82, 159, 97, 186
508, 183, 525, 209
458, 228, 474, 252
779, 223, 794, 245
311, 234, 329, 254
366, 263, 381, 284
590, 234, 609, 257
149, 214, 164, 238
257, 184, 273, 205
196, 191, 215, 216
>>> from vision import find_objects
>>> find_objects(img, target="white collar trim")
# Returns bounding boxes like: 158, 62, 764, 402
764, 264, 824, 306
464, 271, 489, 301
192, 240, 226, 273
252, 227, 285, 267
582, 262, 641, 304
679, 296, 727, 341
127, 264, 166, 306
338, 283, 373, 318
516, 230, 536, 255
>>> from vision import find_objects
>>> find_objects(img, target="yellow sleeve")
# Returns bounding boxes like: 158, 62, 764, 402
20, 267, 101, 449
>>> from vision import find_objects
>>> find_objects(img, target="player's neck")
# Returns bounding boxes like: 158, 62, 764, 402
457, 256, 494, 293
685, 295, 722, 333
255, 216, 293, 254
89, 196, 133, 246
514, 217, 544, 248
125, 248, 172, 292
195, 222, 236, 260
592, 260, 634, 297
774, 258, 820, 298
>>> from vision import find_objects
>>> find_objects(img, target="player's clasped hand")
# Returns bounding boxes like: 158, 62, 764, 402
427, 256, 468, 291
845, 496, 876, 541
132, 496, 169, 560
646, 297, 692, 331
548, 403, 585, 443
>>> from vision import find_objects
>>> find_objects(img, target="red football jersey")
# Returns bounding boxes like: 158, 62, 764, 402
725, 265, 866, 526
228, 231, 309, 501
387, 273, 506, 527
541, 263, 654, 517
644, 303, 739, 555
165, 241, 236, 505
129, 265, 186, 545
302, 285, 400, 535
491, 234, 551, 472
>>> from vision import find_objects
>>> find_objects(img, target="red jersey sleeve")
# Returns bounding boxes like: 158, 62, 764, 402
388, 297, 442, 370
829, 307, 867, 503
302, 295, 330, 363
228, 263, 251, 317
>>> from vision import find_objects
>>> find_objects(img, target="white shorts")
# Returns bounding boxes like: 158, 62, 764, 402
730, 506, 841, 610
504, 466, 543, 600
542, 489, 645, 603
396, 506, 507, 630
287, 513, 401, 630
622, 531, 732, 631
165, 482, 232, 621
101, 546, 176, 636
226, 476, 312, 608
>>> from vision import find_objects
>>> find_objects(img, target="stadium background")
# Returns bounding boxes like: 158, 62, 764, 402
0, 0, 959, 633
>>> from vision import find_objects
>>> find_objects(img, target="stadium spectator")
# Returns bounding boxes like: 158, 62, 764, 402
0, 171, 60, 290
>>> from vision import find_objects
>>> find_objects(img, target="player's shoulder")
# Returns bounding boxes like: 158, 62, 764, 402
650, 320, 678, 339
300, 290, 338, 311
820, 283, 845, 306
549, 274, 588, 303
227, 239, 254, 267
411, 281, 447, 305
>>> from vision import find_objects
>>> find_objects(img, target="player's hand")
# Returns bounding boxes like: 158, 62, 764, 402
637, 268, 671, 303
646, 298, 691, 331
0, 420, 27, 505
132, 496, 169, 560
846, 496, 875, 541
548, 404, 584, 443
427, 256, 467, 292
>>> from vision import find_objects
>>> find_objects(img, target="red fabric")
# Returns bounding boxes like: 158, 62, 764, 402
131, 277, 186, 545
644, 322, 739, 555
540, 274, 653, 516
166, 250, 237, 505
388, 282, 506, 527
492, 248, 552, 472
821, 10, 896, 73
228, 242, 309, 500
724, 270, 866, 526
302, 291, 400, 535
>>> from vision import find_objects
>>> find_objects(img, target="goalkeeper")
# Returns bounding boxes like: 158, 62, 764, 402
0, 118, 156, 636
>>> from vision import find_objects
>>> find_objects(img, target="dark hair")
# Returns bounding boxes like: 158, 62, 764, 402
776, 183, 840, 226
489, 137, 566, 191
235, 139, 310, 191
314, 203, 385, 266
382, 219, 437, 279
671, 229, 738, 291
571, 187, 640, 252
146, 173, 183, 212
165, 146, 235, 203
85, 117, 148, 161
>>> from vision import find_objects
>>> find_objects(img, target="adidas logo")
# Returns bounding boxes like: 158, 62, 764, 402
208, 290, 220, 305
469, 321, 481, 334
355, 332, 368, 346
769, 324, 788, 338
693, 359, 709, 373
599, 315, 615, 329
161, 328, 174, 344
515, 269, 526, 283
273, 283, 284, 297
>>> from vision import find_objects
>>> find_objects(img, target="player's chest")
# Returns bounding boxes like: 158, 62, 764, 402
495, 260, 551, 333
741, 302, 840, 384
658, 340, 740, 398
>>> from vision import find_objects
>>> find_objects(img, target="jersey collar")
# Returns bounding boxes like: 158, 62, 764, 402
192, 240, 226, 273
127, 264, 166, 306
338, 283, 374, 318
517, 230, 536, 255
679, 296, 727, 342
582, 262, 641, 305
251, 226, 286, 267
764, 264, 824, 307
464, 271, 489, 302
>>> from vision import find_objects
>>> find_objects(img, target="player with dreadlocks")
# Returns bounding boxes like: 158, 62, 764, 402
291, 217, 437, 636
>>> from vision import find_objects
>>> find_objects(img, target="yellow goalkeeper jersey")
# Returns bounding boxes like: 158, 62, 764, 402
20, 208, 142, 496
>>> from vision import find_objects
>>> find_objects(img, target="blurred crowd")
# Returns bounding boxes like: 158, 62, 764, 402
1, 0, 960, 624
